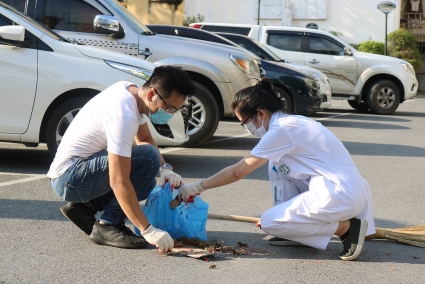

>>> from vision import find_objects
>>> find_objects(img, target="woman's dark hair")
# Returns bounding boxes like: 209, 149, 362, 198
231, 79, 286, 118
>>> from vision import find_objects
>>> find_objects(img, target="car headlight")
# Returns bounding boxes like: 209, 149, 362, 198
302, 69, 328, 84
401, 62, 415, 76
301, 77, 320, 91
105, 60, 153, 80
230, 54, 261, 77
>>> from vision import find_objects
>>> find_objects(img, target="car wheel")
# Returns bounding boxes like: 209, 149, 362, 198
275, 87, 293, 114
347, 100, 369, 112
46, 97, 91, 156
366, 80, 400, 115
183, 81, 219, 147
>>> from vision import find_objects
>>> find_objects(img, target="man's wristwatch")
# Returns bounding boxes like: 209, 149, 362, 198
159, 163, 173, 174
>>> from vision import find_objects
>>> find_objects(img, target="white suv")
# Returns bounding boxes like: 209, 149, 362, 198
193, 23, 419, 114
0, 3, 186, 155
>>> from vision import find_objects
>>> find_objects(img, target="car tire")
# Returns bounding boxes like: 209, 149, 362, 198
182, 81, 219, 147
366, 80, 400, 115
275, 87, 293, 114
46, 97, 92, 156
348, 100, 369, 112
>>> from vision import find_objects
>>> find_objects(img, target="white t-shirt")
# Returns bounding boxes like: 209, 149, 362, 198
47, 81, 148, 178
251, 112, 365, 192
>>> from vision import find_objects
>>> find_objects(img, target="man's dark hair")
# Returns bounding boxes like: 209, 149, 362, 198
143, 65, 196, 99
231, 79, 285, 117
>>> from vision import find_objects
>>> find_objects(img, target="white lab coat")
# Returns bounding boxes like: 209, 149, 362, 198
252, 112, 375, 250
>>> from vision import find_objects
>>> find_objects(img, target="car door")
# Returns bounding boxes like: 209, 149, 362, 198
0, 13, 37, 134
262, 30, 305, 65
304, 33, 357, 94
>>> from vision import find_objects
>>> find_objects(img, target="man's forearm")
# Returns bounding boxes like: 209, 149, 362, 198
111, 182, 150, 231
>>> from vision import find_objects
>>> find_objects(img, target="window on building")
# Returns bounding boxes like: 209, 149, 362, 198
267, 33, 301, 52
44, 0, 104, 33
308, 36, 344, 56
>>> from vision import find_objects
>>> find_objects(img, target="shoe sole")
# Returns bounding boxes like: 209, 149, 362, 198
268, 240, 307, 246
60, 205, 94, 235
89, 233, 147, 249
339, 219, 368, 261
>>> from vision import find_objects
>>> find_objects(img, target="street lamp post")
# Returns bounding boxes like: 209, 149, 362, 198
377, 1, 397, 56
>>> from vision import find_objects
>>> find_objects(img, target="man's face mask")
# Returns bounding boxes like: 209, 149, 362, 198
245, 115, 267, 138
149, 95, 174, 125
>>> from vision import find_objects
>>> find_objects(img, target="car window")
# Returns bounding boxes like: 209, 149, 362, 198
0, 14, 13, 27
201, 25, 251, 36
267, 33, 301, 52
44, 0, 104, 33
308, 36, 344, 56
229, 37, 275, 61
1, 0, 26, 12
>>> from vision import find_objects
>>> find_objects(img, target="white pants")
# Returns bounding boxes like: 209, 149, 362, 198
261, 174, 375, 250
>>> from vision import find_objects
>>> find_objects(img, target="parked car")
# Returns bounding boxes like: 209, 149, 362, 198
148, 25, 324, 115
191, 22, 419, 114
149, 24, 331, 110
3, 0, 261, 146
0, 3, 186, 156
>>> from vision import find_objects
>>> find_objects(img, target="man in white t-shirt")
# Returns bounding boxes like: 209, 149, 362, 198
178, 79, 374, 261
47, 66, 195, 252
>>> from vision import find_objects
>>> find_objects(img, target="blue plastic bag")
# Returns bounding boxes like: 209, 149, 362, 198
134, 183, 209, 240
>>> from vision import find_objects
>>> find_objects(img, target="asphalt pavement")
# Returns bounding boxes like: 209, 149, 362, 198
1, 99, 425, 283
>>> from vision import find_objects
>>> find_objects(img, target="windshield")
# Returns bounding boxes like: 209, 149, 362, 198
0, 2, 67, 42
252, 39, 282, 61
107, 0, 152, 34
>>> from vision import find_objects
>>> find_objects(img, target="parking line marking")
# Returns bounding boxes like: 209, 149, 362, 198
0, 175, 47, 187
315, 112, 354, 121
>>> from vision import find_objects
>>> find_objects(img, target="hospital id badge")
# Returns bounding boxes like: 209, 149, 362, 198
273, 180, 284, 206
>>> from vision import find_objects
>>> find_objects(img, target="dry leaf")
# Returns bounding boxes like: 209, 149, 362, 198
209, 264, 217, 269
234, 248, 249, 255
413, 256, 419, 259
237, 241, 248, 247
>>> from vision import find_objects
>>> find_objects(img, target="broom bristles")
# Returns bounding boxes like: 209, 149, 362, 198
367, 225, 425, 248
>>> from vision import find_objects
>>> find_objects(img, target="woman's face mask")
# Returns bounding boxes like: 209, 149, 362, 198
149, 99, 174, 125
245, 115, 267, 138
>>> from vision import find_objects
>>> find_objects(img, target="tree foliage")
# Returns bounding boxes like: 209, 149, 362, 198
183, 13, 205, 26
388, 29, 422, 71
358, 40, 385, 55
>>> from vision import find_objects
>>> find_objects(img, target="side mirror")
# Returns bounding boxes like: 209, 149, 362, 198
93, 15, 124, 39
0, 25, 28, 47
344, 47, 353, 56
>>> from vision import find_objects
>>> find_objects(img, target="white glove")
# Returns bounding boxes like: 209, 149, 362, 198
160, 169, 183, 189
141, 225, 174, 252
178, 180, 205, 202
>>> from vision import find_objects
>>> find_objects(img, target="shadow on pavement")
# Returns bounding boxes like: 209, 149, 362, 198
321, 120, 410, 130
343, 141, 425, 157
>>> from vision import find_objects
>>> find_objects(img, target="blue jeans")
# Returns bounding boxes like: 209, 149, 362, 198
51, 144, 160, 224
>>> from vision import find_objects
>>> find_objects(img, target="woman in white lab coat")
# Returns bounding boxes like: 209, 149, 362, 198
179, 79, 375, 261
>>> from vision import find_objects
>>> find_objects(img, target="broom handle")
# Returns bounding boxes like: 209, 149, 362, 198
208, 213, 260, 223
208, 213, 389, 239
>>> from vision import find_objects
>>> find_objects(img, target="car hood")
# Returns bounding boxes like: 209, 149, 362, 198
74, 44, 157, 70
154, 34, 249, 54
355, 51, 408, 65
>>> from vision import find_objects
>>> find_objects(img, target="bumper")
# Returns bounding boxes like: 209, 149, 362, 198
404, 74, 418, 100
319, 81, 332, 109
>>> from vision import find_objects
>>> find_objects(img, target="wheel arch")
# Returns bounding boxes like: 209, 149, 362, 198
185, 71, 224, 117
39, 88, 99, 143
274, 84, 294, 113
361, 74, 404, 102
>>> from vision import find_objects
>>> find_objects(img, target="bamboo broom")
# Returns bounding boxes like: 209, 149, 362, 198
208, 213, 425, 248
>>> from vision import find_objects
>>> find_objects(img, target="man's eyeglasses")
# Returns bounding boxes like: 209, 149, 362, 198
155, 89, 186, 114
240, 115, 253, 128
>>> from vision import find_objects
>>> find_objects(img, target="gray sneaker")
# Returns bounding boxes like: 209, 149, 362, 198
339, 218, 368, 261
267, 237, 306, 246
89, 221, 148, 249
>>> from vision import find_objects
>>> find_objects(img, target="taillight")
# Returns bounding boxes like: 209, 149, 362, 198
191, 24, 202, 29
